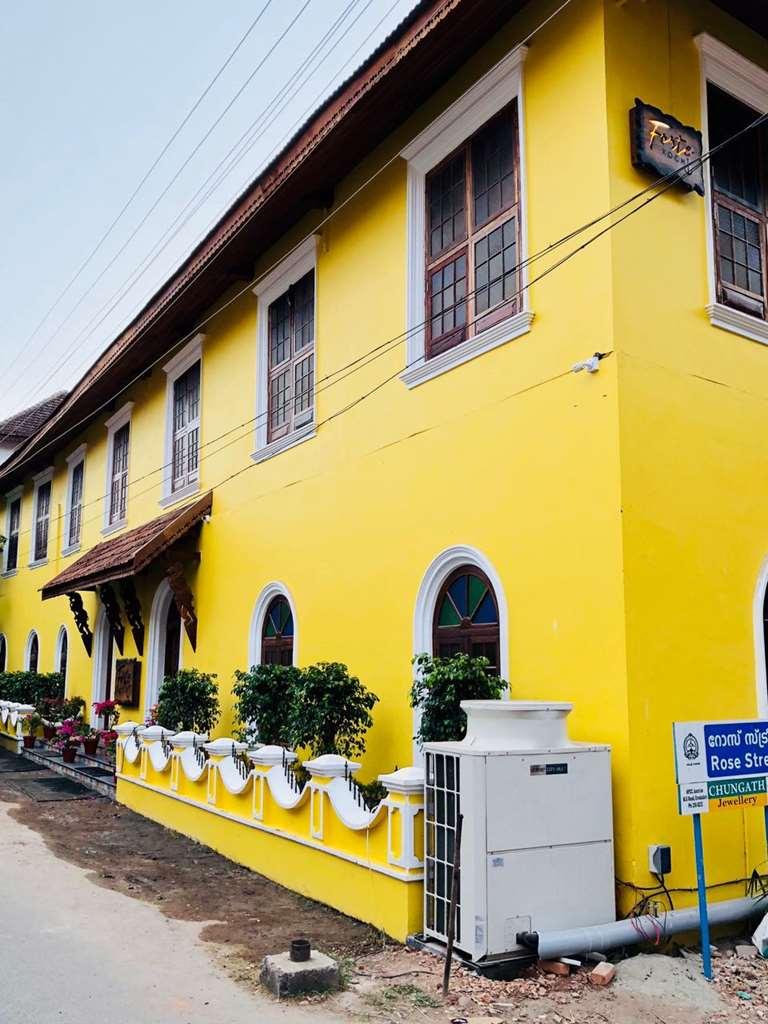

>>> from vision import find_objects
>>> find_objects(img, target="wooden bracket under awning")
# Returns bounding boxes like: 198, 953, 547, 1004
43, 492, 211, 656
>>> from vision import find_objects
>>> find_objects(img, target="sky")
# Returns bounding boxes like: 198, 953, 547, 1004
0, 0, 418, 420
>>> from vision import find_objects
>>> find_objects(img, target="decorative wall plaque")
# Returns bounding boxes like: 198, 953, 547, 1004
630, 98, 704, 196
114, 658, 141, 706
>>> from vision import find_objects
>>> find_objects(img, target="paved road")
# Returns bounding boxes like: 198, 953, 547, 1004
0, 795, 342, 1024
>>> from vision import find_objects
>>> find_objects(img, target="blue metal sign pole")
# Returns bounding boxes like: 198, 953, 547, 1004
692, 812, 712, 981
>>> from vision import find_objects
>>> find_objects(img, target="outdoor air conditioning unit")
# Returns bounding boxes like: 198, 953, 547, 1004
423, 700, 615, 969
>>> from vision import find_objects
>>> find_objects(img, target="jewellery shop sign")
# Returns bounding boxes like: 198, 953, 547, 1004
673, 719, 768, 816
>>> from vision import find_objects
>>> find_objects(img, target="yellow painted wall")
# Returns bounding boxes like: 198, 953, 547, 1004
604, 0, 768, 904
7, 0, 767, 924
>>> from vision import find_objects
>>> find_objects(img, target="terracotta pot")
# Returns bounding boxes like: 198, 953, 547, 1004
43, 725, 56, 740
62, 746, 77, 764
22, 735, 35, 749
82, 737, 99, 756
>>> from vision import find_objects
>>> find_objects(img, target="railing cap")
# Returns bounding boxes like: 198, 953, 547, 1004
250, 744, 297, 765
204, 737, 248, 756
172, 730, 209, 749
304, 754, 361, 778
113, 722, 144, 737
141, 725, 177, 742
378, 766, 425, 795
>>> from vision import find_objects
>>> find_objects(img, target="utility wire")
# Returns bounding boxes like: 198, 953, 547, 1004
1, 0, 276, 396
11, 0, 380, 413
0, 0, 313, 412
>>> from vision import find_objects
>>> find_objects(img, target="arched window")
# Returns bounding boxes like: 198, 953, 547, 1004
261, 595, 294, 665
432, 567, 499, 672
56, 627, 68, 680
0, 635, 6, 673
164, 599, 182, 681
26, 631, 39, 673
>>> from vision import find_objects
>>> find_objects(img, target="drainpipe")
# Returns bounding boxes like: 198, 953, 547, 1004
518, 895, 768, 960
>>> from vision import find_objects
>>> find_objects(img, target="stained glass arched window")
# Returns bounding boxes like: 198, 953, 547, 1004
261, 595, 294, 666
433, 567, 499, 673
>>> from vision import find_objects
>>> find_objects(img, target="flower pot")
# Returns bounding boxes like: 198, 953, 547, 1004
82, 737, 99, 756
22, 735, 35, 749
62, 747, 77, 764
43, 725, 56, 740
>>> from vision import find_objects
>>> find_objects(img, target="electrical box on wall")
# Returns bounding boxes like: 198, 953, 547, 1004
424, 701, 615, 968
648, 844, 672, 876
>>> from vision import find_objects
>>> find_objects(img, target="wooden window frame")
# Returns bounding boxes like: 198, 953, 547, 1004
161, 334, 204, 507
63, 444, 87, 555
103, 402, 133, 534
261, 594, 294, 666
171, 361, 201, 493
266, 271, 315, 444
30, 468, 53, 566
3, 489, 22, 574
432, 565, 501, 674
424, 103, 521, 360
109, 424, 130, 526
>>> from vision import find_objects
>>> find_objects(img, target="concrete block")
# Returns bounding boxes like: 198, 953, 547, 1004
261, 949, 340, 997
588, 962, 616, 987
736, 944, 757, 959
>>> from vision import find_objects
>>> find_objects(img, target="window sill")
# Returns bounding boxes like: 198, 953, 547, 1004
159, 482, 200, 509
101, 520, 127, 538
28, 558, 49, 571
706, 303, 768, 346
251, 423, 316, 465
1, 569, 18, 579
61, 544, 81, 558
401, 309, 535, 389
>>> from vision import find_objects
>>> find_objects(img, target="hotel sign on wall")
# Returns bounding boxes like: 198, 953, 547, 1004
630, 98, 704, 196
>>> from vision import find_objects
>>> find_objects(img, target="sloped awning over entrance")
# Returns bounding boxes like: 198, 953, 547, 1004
41, 491, 212, 657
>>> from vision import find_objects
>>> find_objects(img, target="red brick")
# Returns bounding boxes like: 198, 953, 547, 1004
588, 962, 616, 987
539, 959, 570, 976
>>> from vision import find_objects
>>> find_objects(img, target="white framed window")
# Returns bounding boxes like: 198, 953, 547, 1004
63, 443, 86, 555
30, 467, 54, 567
102, 402, 133, 535
696, 34, 768, 346
252, 236, 318, 464
56, 625, 68, 679
400, 45, 533, 389
160, 334, 204, 507
25, 630, 39, 672
2, 485, 23, 576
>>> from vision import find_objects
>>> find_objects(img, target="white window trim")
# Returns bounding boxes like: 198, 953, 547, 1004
160, 333, 204, 508
146, 579, 184, 718
29, 467, 54, 568
2, 485, 23, 577
62, 443, 87, 556
695, 34, 768, 346
399, 45, 532, 389
411, 544, 510, 762
102, 402, 134, 535
24, 630, 39, 672
248, 581, 298, 668
251, 235, 319, 462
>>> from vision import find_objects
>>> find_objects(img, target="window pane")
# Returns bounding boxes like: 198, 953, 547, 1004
709, 84, 765, 213
269, 369, 291, 432
110, 424, 129, 524
268, 292, 291, 366
427, 153, 466, 258
294, 354, 314, 417
68, 462, 83, 548
34, 481, 51, 561
293, 272, 314, 352
475, 216, 518, 315
717, 203, 763, 297
472, 108, 515, 226
6, 499, 20, 571
429, 253, 467, 343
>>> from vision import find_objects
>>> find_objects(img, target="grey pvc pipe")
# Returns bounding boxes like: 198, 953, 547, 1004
528, 895, 768, 960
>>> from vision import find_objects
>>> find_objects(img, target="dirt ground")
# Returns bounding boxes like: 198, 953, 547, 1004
2, 761, 767, 1024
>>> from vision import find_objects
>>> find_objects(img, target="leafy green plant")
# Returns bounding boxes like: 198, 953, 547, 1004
156, 669, 220, 734
232, 664, 300, 746
356, 778, 388, 810
0, 671, 64, 706
60, 696, 86, 721
23, 712, 43, 735
288, 662, 378, 759
410, 653, 506, 745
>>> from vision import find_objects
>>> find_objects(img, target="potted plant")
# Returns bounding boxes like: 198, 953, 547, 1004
99, 729, 119, 761
409, 652, 506, 744
56, 719, 81, 763
93, 699, 120, 730
78, 722, 99, 756
156, 670, 221, 734
22, 712, 42, 749
38, 696, 63, 739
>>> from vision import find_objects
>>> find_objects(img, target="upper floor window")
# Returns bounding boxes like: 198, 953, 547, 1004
64, 443, 86, 554
162, 334, 204, 506
103, 402, 133, 532
267, 271, 314, 443
253, 237, 318, 463
3, 490, 21, 573
31, 469, 53, 565
400, 45, 531, 388
708, 83, 768, 320
425, 105, 521, 358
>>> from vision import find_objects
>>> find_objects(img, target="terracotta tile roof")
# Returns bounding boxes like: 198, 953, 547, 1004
0, 391, 68, 444
41, 491, 212, 599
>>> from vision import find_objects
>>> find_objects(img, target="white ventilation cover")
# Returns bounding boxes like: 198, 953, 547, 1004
460, 700, 575, 751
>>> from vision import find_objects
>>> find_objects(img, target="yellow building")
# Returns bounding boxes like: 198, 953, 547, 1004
2, 0, 768, 937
